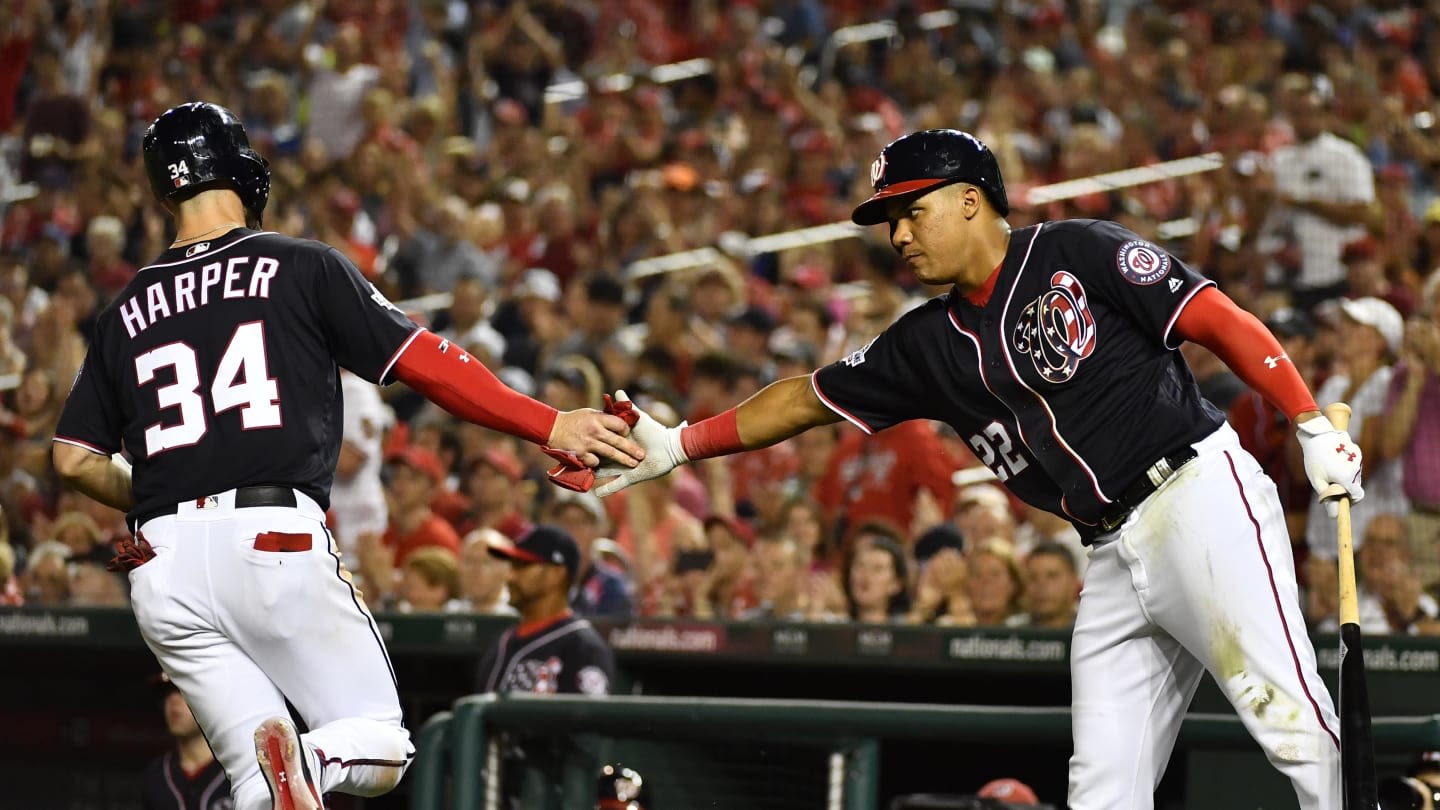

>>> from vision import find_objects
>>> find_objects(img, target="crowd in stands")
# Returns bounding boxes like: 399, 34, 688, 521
2, 0, 1440, 637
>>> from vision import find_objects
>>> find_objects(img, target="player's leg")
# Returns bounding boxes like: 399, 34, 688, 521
222, 509, 413, 797
1132, 427, 1341, 810
126, 520, 302, 810
1067, 537, 1207, 810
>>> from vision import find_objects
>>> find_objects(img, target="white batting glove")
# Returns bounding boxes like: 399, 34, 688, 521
1296, 414, 1364, 518
593, 390, 690, 497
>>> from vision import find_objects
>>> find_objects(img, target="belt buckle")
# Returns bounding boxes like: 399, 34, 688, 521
1099, 509, 1128, 533
1146, 457, 1175, 488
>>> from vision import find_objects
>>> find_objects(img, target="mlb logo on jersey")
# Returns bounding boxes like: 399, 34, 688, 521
1116, 239, 1172, 285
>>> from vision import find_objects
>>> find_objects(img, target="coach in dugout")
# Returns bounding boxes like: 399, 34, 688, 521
476, 525, 617, 810
142, 672, 230, 810
476, 524, 616, 696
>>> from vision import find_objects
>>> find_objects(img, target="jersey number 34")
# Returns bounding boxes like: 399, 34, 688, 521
135, 321, 281, 455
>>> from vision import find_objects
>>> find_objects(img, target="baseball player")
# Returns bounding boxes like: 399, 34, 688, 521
477, 525, 615, 697
142, 672, 231, 810
590, 129, 1364, 809
50, 102, 643, 810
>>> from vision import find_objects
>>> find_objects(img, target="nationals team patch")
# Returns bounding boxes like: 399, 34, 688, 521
1116, 240, 1171, 285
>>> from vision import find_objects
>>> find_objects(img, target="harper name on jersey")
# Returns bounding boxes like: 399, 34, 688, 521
117, 252, 280, 338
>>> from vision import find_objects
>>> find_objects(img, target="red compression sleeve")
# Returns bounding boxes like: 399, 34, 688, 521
393, 330, 557, 445
680, 407, 744, 460
1172, 287, 1318, 421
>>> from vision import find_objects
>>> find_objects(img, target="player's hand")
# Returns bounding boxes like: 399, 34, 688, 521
593, 390, 689, 497
548, 407, 645, 470
1295, 413, 1364, 517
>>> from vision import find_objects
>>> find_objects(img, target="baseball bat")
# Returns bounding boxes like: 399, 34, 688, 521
1320, 403, 1377, 810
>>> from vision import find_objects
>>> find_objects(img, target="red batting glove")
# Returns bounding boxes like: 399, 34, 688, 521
543, 395, 640, 492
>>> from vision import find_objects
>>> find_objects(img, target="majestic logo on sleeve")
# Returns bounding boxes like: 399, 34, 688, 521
841, 336, 878, 367
1116, 239, 1172, 285
368, 283, 400, 312
1013, 271, 1097, 383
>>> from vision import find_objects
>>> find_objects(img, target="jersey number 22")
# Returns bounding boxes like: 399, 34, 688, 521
967, 421, 1029, 482
135, 321, 281, 455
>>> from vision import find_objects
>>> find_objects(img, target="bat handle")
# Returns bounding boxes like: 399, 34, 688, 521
1322, 402, 1352, 432
1321, 402, 1360, 626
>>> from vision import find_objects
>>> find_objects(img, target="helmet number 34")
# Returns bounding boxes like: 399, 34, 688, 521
168, 161, 190, 187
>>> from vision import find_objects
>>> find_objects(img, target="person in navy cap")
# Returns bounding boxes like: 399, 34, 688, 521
476, 524, 616, 696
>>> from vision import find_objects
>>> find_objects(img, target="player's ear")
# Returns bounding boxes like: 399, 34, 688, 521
957, 184, 983, 219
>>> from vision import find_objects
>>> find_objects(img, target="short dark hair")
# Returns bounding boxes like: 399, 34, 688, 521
1027, 541, 1078, 575
691, 352, 741, 385
585, 274, 626, 306
845, 535, 911, 619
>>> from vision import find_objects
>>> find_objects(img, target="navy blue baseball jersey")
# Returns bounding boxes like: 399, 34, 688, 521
55, 228, 421, 524
477, 614, 615, 696
813, 219, 1224, 532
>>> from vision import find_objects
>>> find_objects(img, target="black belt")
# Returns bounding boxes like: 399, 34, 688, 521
1081, 446, 1199, 543
129, 486, 298, 533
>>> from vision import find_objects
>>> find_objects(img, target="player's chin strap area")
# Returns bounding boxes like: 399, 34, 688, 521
1084, 445, 1200, 541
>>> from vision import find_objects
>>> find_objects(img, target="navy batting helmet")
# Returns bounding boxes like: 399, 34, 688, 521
142, 102, 271, 227
851, 129, 1008, 226
596, 764, 649, 810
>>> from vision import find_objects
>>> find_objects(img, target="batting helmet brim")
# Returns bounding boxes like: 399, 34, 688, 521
851, 178, 956, 226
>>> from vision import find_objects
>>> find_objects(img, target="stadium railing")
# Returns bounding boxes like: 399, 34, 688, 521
410, 694, 1440, 810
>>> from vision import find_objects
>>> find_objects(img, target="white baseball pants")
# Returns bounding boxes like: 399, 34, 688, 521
127, 489, 413, 808
1068, 424, 1341, 809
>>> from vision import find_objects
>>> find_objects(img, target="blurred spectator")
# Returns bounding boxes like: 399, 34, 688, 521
331, 370, 392, 569
742, 534, 809, 621
398, 546, 461, 613
1306, 298, 1408, 560
817, 420, 957, 549
394, 196, 498, 296
966, 538, 1025, 628
1012, 542, 1081, 629
908, 523, 972, 627
437, 277, 508, 367
450, 528, 518, 616
844, 527, 910, 624
303, 22, 380, 163
678, 514, 756, 620
22, 539, 70, 606
20, 47, 91, 189
381, 446, 462, 569
0, 527, 20, 606
1380, 273, 1440, 589
1361, 515, 1440, 636
951, 484, 1017, 550
454, 447, 535, 540
1343, 235, 1415, 319
777, 493, 834, 571
83, 214, 134, 300
50, 509, 107, 565
141, 673, 230, 810
68, 560, 127, 607
550, 489, 634, 618
1260, 80, 1379, 311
